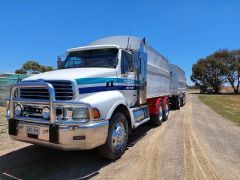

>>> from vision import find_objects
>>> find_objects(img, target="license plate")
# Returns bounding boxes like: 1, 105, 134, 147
26, 126, 40, 135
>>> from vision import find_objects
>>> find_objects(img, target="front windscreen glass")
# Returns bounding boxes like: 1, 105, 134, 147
63, 48, 118, 69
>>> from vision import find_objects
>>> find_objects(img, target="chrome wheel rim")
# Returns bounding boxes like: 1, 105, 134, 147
158, 105, 163, 121
112, 122, 126, 151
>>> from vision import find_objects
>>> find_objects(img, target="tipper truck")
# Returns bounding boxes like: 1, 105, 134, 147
6, 36, 186, 159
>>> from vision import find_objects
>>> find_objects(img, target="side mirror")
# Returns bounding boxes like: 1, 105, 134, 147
57, 56, 64, 69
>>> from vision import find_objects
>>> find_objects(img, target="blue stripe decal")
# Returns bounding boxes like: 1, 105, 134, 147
76, 78, 119, 85
79, 86, 138, 94
75, 78, 140, 85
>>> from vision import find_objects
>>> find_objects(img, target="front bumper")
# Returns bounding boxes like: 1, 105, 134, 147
7, 81, 109, 150
9, 119, 109, 150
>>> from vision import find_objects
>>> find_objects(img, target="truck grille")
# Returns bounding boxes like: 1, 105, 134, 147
19, 81, 74, 100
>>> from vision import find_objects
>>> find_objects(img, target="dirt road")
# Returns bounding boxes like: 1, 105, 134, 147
0, 93, 240, 179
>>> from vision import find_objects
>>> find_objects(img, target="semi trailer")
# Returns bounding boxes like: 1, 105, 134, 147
169, 64, 187, 109
6, 36, 186, 159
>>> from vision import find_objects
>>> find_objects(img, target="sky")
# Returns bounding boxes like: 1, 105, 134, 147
0, 0, 240, 85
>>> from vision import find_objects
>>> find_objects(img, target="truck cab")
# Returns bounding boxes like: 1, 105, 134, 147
6, 36, 171, 159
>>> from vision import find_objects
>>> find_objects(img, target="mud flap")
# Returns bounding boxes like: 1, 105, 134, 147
8, 119, 18, 135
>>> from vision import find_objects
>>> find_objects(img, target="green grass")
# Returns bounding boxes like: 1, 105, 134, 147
199, 94, 240, 124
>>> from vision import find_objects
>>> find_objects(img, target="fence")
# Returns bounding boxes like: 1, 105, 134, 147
0, 75, 29, 133
0, 79, 20, 132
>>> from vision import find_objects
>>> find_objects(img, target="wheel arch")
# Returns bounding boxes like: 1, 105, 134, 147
147, 97, 162, 115
109, 104, 132, 134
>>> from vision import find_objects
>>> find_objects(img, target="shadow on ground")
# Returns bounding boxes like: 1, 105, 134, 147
0, 123, 154, 179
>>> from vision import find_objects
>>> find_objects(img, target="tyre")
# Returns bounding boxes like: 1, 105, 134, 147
151, 103, 163, 126
98, 112, 128, 160
163, 101, 169, 121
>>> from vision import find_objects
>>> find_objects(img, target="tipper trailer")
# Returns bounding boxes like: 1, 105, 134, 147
6, 36, 186, 159
169, 64, 187, 109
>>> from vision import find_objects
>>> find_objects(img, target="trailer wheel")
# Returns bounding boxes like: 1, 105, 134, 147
151, 103, 163, 126
98, 112, 128, 160
163, 101, 169, 121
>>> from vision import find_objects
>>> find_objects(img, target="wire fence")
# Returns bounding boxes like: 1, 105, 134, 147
0, 83, 13, 133
0, 75, 29, 133
0, 85, 10, 106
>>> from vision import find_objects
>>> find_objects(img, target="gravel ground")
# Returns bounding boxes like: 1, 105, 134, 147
0, 93, 240, 180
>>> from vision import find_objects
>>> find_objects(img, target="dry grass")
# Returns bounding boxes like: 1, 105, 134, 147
199, 95, 240, 124
0, 106, 7, 133
0, 85, 9, 133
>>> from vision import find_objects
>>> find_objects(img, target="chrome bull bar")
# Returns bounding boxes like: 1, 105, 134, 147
9, 81, 94, 124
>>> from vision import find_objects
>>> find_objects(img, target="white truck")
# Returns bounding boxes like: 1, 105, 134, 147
6, 36, 185, 159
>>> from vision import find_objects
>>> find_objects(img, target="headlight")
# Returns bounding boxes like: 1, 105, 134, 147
14, 104, 22, 116
72, 108, 89, 121
42, 107, 50, 119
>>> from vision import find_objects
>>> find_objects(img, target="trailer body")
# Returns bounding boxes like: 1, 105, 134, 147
169, 64, 187, 109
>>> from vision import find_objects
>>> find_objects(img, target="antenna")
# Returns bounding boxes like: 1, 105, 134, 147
127, 36, 130, 49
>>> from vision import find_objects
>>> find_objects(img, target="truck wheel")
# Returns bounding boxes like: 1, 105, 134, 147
163, 101, 169, 121
175, 97, 180, 110
98, 112, 128, 160
151, 103, 163, 126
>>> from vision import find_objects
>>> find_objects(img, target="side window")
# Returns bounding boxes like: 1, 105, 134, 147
121, 51, 132, 75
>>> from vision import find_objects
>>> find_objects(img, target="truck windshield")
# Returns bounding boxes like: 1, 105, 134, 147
63, 48, 118, 69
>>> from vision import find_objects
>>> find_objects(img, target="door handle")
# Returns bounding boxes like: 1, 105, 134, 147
106, 81, 114, 87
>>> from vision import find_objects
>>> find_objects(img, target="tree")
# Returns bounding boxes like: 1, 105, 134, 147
15, 69, 27, 74
191, 58, 209, 92
191, 53, 226, 94
22, 61, 42, 73
43, 66, 53, 72
211, 49, 240, 94
15, 61, 54, 74
206, 52, 227, 93
223, 50, 240, 94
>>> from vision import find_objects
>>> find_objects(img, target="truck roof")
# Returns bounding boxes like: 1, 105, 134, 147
67, 36, 168, 61
89, 36, 143, 50
67, 44, 120, 53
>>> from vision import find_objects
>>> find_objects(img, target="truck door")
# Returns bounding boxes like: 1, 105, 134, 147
138, 39, 148, 105
121, 50, 137, 107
